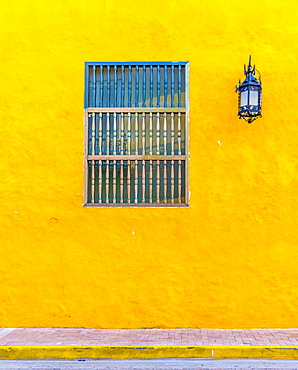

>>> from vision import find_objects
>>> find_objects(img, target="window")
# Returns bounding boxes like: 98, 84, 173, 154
84, 62, 189, 206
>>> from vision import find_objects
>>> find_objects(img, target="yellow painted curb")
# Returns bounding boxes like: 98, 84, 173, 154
0, 345, 298, 360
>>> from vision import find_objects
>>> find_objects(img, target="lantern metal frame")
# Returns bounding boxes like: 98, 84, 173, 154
236, 56, 262, 124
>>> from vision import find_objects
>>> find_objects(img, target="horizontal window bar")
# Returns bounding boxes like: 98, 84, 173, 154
84, 203, 189, 207
87, 155, 186, 160
86, 107, 187, 113
86, 62, 189, 66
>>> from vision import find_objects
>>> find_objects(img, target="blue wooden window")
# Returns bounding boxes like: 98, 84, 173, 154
84, 62, 189, 206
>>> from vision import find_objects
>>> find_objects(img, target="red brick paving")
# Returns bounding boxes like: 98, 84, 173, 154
0, 328, 298, 346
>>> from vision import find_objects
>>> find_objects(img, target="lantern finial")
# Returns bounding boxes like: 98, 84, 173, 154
245, 55, 256, 76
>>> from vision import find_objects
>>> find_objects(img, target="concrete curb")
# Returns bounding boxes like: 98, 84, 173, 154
0, 345, 298, 360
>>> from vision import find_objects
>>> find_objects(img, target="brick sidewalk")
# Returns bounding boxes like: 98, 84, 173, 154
0, 328, 298, 346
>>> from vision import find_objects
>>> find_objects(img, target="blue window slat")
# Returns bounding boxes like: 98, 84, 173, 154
149, 65, 153, 107
107, 65, 110, 108
121, 66, 125, 107
142, 65, 146, 108
178, 65, 182, 108
164, 65, 167, 108
135, 65, 139, 107
100, 65, 103, 107
171, 65, 175, 108
157, 65, 161, 108
114, 65, 117, 108
128, 65, 132, 107
92, 65, 96, 107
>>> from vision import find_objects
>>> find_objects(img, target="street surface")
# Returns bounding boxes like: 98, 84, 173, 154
0, 359, 297, 369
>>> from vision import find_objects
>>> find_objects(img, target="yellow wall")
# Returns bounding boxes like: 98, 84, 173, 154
1, 0, 298, 328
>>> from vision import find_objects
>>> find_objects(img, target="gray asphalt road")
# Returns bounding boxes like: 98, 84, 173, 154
0, 359, 297, 369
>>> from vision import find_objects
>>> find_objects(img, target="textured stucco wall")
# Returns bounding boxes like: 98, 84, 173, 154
1, 0, 298, 328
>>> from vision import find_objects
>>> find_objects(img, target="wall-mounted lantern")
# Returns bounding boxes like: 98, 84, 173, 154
236, 56, 262, 123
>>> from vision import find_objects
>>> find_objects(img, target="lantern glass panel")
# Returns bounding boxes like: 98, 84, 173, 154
240, 90, 248, 107
249, 90, 259, 106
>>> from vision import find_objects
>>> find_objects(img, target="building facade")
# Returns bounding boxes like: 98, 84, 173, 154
1, 0, 298, 328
